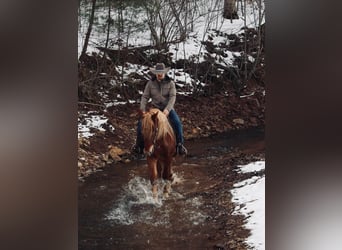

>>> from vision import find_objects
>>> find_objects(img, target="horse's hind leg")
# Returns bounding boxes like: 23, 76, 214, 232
147, 157, 158, 200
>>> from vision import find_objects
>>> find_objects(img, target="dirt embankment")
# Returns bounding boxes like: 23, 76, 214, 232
78, 90, 265, 179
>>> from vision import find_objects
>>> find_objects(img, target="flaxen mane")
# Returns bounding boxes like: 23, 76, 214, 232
142, 108, 175, 143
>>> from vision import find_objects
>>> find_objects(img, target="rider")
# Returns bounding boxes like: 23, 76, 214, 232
132, 63, 188, 156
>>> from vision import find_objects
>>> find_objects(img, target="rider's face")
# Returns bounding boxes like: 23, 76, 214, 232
156, 73, 165, 81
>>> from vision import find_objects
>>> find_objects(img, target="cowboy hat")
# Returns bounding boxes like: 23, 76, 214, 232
149, 63, 170, 74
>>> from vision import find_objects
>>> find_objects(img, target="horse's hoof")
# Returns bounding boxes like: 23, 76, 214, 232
152, 185, 158, 200
164, 182, 171, 195
153, 193, 159, 203
163, 192, 169, 199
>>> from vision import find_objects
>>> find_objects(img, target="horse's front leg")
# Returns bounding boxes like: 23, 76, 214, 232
162, 157, 174, 198
147, 157, 158, 200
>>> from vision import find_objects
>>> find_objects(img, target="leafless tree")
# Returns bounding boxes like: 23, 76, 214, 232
80, 0, 97, 59
240, 0, 265, 85
223, 0, 238, 20
142, 0, 196, 51
104, 1, 112, 50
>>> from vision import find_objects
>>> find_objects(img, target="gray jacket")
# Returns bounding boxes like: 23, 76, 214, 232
140, 76, 176, 112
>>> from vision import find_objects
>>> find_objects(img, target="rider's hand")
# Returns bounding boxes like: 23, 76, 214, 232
163, 109, 169, 116
138, 109, 146, 117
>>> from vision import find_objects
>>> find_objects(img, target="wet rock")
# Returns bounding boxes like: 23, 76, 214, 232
192, 127, 201, 134
102, 153, 109, 162
78, 137, 90, 146
108, 145, 126, 162
108, 145, 126, 155
214, 243, 226, 249
233, 118, 244, 125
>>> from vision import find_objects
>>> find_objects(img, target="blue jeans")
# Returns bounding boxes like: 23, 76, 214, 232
136, 109, 184, 149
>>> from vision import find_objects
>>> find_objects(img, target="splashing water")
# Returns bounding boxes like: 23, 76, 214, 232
105, 174, 206, 227
106, 176, 172, 225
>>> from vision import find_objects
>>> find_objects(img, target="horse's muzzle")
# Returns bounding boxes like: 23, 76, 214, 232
145, 145, 155, 157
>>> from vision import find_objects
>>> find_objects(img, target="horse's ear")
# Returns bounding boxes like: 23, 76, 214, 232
151, 112, 158, 122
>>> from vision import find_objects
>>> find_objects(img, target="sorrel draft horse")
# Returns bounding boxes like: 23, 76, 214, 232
141, 108, 176, 199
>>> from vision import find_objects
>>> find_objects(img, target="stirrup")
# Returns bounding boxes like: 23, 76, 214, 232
131, 143, 143, 154
177, 143, 188, 155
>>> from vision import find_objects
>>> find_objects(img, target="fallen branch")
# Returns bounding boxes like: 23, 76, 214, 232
78, 102, 105, 109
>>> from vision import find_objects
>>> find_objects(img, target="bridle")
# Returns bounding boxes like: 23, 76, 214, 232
146, 120, 159, 157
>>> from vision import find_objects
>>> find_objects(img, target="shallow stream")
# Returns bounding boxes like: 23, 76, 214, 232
79, 128, 264, 249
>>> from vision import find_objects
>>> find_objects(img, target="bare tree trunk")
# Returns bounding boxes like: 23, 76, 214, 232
101, 1, 112, 67
80, 0, 97, 59
117, 0, 124, 33
223, 0, 238, 20
143, 1, 161, 50
169, 0, 186, 42
104, 2, 111, 50
243, 0, 247, 85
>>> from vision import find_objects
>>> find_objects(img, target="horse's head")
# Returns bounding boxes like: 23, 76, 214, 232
141, 109, 160, 156
141, 108, 175, 157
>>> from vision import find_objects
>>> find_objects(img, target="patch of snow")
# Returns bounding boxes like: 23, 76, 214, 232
240, 92, 255, 98
231, 161, 265, 250
78, 114, 109, 138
